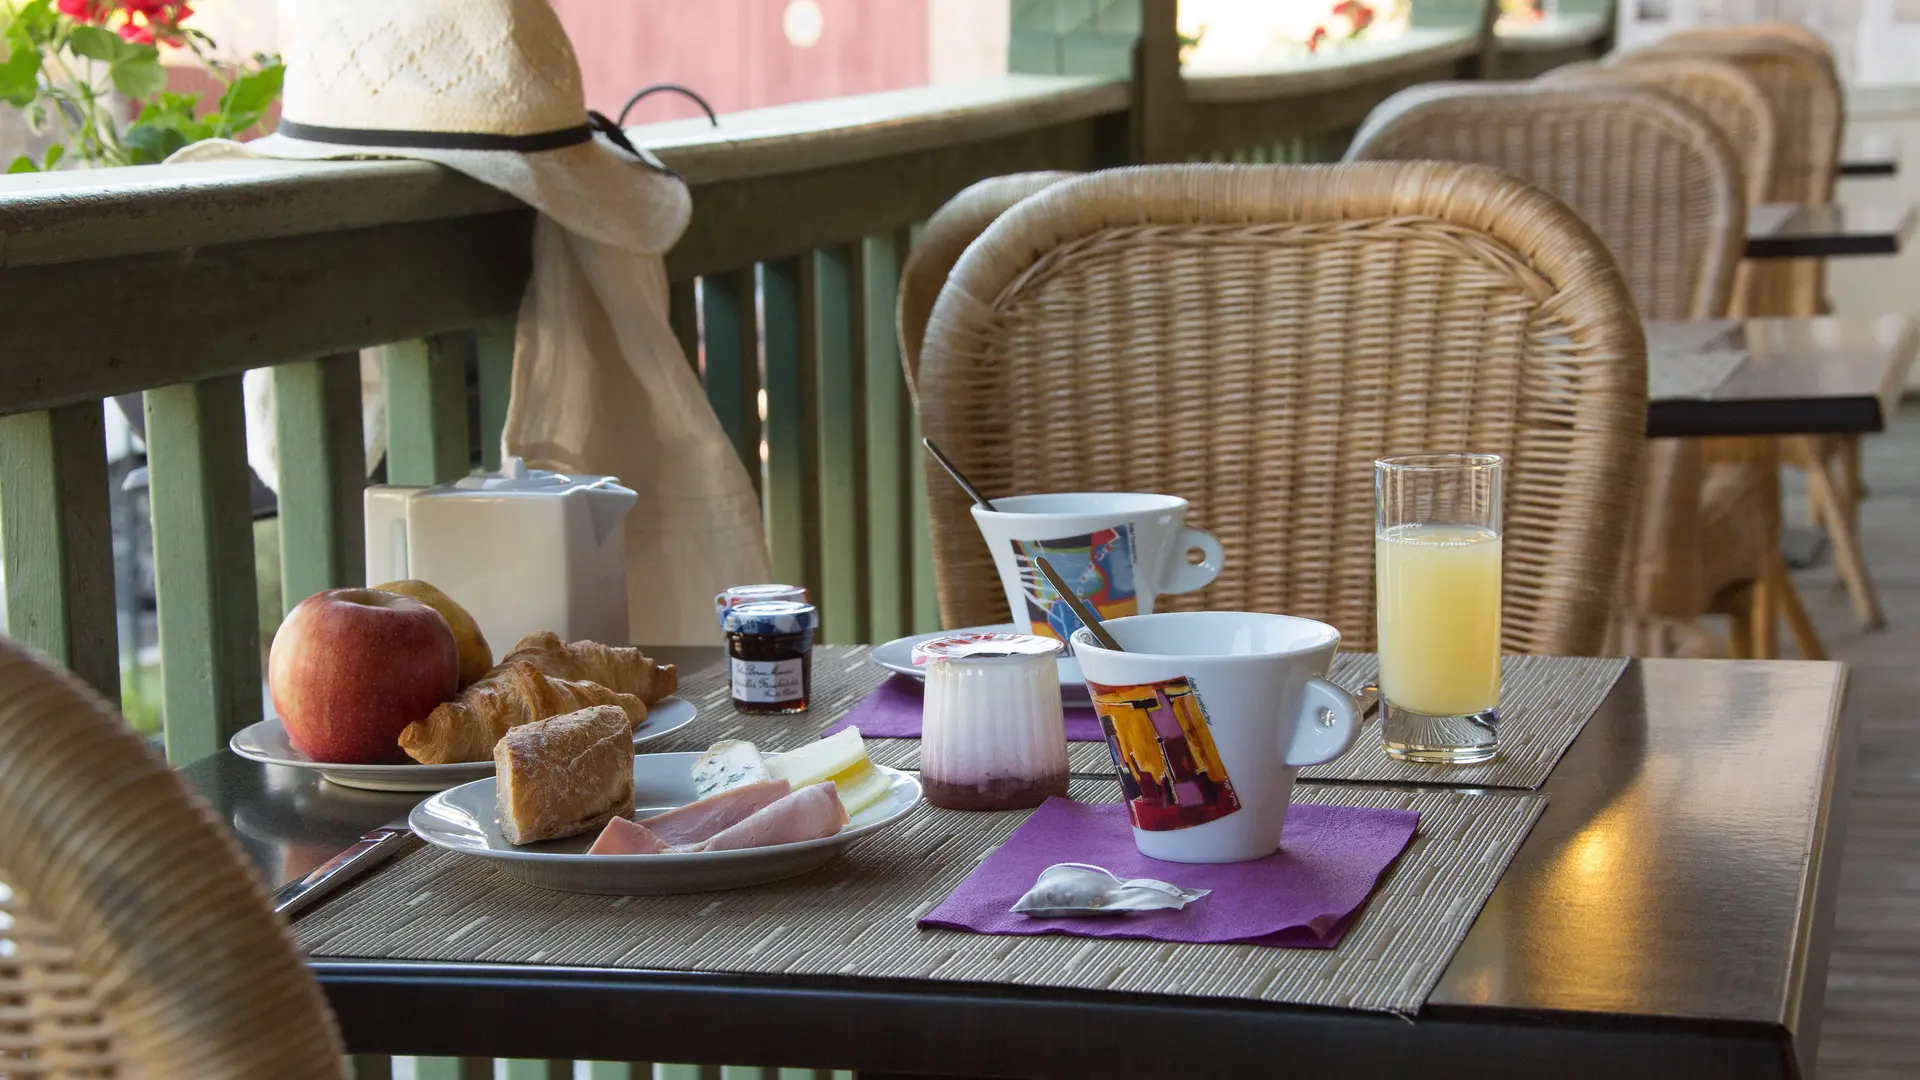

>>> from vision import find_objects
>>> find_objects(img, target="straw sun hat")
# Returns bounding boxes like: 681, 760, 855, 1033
173, 0, 691, 254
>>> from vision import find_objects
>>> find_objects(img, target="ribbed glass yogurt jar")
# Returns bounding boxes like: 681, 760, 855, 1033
913, 633, 1069, 810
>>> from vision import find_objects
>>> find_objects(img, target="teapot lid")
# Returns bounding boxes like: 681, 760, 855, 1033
435, 456, 631, 496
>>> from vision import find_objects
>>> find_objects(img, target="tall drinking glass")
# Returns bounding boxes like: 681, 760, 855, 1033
1374, 454, 1503, 764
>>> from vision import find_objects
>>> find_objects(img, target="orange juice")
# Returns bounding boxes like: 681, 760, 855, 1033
1375, 523, 1502, 716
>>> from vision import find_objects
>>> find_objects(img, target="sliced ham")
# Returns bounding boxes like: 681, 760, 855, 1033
588, 816, 673, 855
696, 782, 849, 852
637, 779, 792, 847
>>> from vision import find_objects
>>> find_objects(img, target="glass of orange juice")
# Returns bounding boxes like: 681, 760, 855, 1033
1375, 454, 1503, 764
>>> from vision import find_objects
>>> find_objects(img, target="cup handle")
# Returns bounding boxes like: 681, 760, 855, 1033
1283, 678, 1362, 767
1160, 526, 1224, 594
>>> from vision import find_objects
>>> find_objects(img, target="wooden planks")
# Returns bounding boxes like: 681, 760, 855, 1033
762, 258, 819, 598
383, 333, 474, 487
144, 376, 260, 764
0, 403, 119, 698
860, 232, 912, 644
810, 244, 865, 645
273, 353, 366, 610
701, 267, 763, 489
476, 317, 515, 472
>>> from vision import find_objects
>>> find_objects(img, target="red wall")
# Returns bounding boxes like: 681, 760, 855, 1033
548, 0, 930, 124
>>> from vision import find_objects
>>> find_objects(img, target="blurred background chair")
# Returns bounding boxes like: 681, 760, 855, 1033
1621, 28, 1885, 631
914, 161, 1647, 656
0, 638, 342, 1078
1344, 80, 1803, 658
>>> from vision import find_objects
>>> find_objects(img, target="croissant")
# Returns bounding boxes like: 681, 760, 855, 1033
399, 660, 647, 764
500, 631, 678, 704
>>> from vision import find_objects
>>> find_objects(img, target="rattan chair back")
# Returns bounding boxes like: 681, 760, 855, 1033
0, 639, 343, 1077
899, 172, 1078, 391
1346, 81, 1746, 322
917, 162, 1648, 654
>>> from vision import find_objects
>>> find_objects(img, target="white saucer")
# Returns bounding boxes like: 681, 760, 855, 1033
410, 752, 922, 894
230, 696, 699, 792
871, 624, 1088, 696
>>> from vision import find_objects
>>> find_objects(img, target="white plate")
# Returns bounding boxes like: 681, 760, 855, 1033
229, 696, 699, 793
410, 752, 923, 894
872, 624, 1088, 696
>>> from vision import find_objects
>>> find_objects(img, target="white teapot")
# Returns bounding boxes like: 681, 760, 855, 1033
363, 457, 638, 653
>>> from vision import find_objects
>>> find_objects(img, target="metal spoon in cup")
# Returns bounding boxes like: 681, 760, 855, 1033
1033, 555, 1124, 652
921, 438, 998, 511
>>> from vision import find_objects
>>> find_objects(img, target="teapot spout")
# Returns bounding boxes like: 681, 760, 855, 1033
580, 478, 639, 545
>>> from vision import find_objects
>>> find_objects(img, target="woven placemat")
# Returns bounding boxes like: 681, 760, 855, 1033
654, 648, 1622, 790
297, 778, 1546, 1016
1306, 654, 1627, 790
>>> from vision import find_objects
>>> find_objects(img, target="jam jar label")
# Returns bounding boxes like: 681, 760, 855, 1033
730, 657, 806, 704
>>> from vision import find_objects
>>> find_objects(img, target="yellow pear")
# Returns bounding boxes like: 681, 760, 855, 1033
373, 579, 493, 688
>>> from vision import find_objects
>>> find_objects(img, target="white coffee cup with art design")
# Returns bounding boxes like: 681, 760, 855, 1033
1072, 612, 1361, 863
970, 493, 1223, 658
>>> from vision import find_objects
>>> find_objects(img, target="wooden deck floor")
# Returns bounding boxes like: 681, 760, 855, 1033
1793, 403, 1920, 1080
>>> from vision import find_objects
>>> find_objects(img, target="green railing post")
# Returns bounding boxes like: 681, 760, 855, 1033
145, 376, 261, 764
810, 245, 868, 645
414, 1057, 493, 1079
0, 403, 119, 699
670, 279, 702, 374
383, 332, 474, 486
476, 317, 516, 472
503, 1060, 573, 1079
702, 267, 765, 491
859, 232, 911, 644
763, 258, 820, 597
274, 352, 366, 610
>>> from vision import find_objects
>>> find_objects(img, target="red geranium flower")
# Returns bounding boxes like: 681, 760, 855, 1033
59, 0, 194, 46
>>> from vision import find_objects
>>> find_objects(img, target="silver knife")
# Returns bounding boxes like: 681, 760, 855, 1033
272, 815, 417, 919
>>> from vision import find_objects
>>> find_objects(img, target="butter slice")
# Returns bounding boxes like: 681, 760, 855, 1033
766, 727, 867, 790
830, 758, 893, 816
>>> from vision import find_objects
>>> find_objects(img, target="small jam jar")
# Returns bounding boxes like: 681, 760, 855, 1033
714, 584, 809, 630
723, 600, 818, 714
914, 633, 1069, 810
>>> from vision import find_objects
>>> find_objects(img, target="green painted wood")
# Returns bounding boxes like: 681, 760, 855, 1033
808, 245, 866, 646
503, 1061, 572, 1079
656, 1067, 721, 1080
144, 376, 261, 764
762, 258, 818, 595
274, 352, 366, 612
0, 404, 118, 698
700, 267, 764, 491
0, 213, 532, 419
383, 332, 474, 486
412, 1058, 494, 1080
582, 1063, 645, 1079
859, 233, 910, 645
476, 316, 516, 472
348, 1055, 394, 1080
670, 278, 701, 373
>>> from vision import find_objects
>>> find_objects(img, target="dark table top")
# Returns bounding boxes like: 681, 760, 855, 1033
1746, 201, 1914, 259
1646, 315, 1917, 438
187, 651, 1856, 1078
1841, 132, 1898, 177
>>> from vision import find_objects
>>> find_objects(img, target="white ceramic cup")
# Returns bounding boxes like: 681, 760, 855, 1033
1071, 612, 1362, 863
970, 493, 1223, 651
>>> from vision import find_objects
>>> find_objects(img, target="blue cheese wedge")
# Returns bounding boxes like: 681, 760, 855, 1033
692, 740, 768, 797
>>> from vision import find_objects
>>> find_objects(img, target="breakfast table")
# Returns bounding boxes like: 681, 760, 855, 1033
1645, 314, 1918, 437
188, 645, 1856, 1079
1745, 201, 1915, 258
1841, 132, 1898, 177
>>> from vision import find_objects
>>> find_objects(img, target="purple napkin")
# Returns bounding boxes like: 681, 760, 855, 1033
826, 674, 1107, 741
921, 798, 1419, 948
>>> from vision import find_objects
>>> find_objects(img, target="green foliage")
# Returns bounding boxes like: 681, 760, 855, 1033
0, 1, 282, 170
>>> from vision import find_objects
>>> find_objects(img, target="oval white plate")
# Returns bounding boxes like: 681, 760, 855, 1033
871, 624, 1088, 696
410, 752, 923, 894
229, 696, 698, 793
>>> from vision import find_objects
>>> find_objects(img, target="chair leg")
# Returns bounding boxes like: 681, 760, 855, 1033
1761, 549, 1826, 660
1841, 435, 1866, 505
1725, 586, 1757, 660
1806, 458, 1886, 630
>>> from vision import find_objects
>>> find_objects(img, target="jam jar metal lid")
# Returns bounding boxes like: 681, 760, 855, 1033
723, 600, 819, 635
715, 584, 809, 623
911, 632, 1062, 665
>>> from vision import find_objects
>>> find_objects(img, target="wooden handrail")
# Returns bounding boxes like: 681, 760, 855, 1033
1183, 27, 1484, 103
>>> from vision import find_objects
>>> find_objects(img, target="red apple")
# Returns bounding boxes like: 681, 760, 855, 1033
268, 588, 460, 764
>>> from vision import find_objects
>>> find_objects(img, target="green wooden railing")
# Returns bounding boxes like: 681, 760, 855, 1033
0, 1, 1608, 1074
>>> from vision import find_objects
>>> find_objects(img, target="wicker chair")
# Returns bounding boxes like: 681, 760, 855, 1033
0, 638, 344, 1077
1622, 33, 1882, 630
1345, 81, 1779, 657
916, 162, 1648, 655
1534, 61, 1824, 659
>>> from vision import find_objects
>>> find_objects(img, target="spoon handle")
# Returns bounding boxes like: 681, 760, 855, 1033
1034, 555, 1124, 652
922, 438, 998, 512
